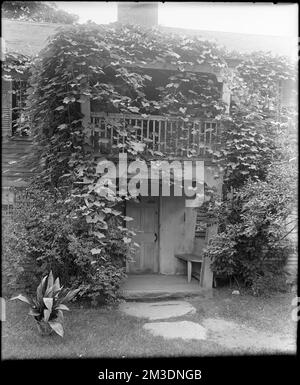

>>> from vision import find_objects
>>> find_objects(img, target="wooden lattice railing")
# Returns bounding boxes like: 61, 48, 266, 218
90, 112, 222, 157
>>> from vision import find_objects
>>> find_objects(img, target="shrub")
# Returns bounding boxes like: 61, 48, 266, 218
7, 185, 130, 304
2, 216, 28, 297
206, 162, 296, 294
251, 271, 289, 297
207, 221, 292, 294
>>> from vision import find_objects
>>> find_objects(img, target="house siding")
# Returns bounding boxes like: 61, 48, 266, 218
2, 137, 35, 188
2, 19, 60, 200
285, 210, 298, 283
2, 79, 12, 138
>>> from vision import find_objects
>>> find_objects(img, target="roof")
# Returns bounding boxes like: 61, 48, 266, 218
1, 18, 64, 56
159, 26, 297, 59
1, 18, 296, 59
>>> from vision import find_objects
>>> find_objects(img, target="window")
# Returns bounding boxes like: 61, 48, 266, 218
195, 207, 208, 238
2, 204, 14, 218
2, 187, 15, 218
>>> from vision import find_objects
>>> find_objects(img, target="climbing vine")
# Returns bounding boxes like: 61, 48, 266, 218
203, 53, 296, 293
3, 22, 296, 298
2, 51, 32, 79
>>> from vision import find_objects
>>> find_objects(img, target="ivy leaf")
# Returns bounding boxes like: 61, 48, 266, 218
123, 216, 133, 222
128, 106, 139, 113
91, 248, 102, 254
86, 215, 95, 223
63, 96, 76, 104
130, 141, 145, 153
86, 213, 106, 223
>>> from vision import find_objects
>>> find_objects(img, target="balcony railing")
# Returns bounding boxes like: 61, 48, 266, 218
90, 112, 222, 158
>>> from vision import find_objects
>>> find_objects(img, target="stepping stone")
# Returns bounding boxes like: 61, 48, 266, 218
119, 300, 196, 320
143, 321, 207, 340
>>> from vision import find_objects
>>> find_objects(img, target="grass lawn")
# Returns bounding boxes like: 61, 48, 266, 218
2, 288, 297, 359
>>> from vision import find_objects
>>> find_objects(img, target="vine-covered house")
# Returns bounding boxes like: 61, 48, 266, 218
2, 3, 297, 289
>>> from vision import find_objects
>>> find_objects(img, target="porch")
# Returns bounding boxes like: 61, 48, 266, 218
121, 274, 213, 301
89, 112, 222, 158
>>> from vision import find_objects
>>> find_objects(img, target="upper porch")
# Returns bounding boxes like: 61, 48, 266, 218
87, 111, 223, 160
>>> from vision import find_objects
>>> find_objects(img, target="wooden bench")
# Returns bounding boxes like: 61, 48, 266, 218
175, 253, 204, 285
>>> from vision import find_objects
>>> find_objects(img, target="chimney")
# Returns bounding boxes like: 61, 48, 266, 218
117, 2, 158, 27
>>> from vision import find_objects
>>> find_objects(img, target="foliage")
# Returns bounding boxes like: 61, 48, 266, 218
2, 216, 27, 296
11, 271, 79, 337
8, 23, 231, 301
251, 271, 289, 297
2, 52, 32, 80
206, 159, 296, 293
9, 185, 130, 303
204, 51, 297, 295
2, 22, 296, 298
2, 1, 78, 24
213, 53, 296, 192
24, 23, 228, 155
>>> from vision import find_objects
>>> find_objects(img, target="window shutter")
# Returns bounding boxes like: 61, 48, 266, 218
2, 79, 12, 137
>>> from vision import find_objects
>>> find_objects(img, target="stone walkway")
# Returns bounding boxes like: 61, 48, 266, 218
119, 300, 207, 340
119, 300, 296, 352
144, 320, 207, 340
119, 300, 196, 320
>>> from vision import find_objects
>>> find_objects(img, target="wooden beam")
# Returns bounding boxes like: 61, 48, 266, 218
80, 94, 91, 131
99, 58, 222, 78
1, 79, 12, 137
124, 60, 222, 78
222, 82, 231, 114
201, 223, 218, 288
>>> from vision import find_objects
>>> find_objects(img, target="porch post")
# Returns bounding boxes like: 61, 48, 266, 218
221, 81, 231, 114
2, 79, 12, 138
81, 94, 91, 131
201, 222, 218, 288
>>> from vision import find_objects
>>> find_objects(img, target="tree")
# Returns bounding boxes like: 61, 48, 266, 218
2, 1, 79, 24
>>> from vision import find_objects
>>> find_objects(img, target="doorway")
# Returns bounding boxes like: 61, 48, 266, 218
126, 197, 159, 273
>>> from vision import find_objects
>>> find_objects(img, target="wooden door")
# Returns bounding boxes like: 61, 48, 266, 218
126, 197, 159, 273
